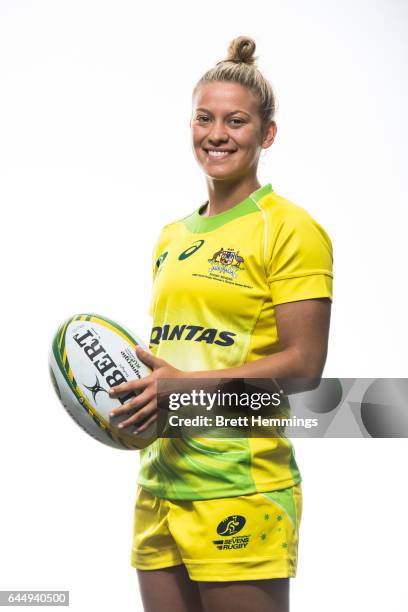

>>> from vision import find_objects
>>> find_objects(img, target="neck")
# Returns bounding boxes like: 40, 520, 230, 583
202, 174, 262, 217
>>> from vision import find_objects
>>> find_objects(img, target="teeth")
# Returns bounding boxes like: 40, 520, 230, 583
207, 150, 231, 157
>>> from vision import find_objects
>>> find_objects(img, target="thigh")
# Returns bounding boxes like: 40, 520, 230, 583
198, 578, 289, 612
137, 565, 204, 612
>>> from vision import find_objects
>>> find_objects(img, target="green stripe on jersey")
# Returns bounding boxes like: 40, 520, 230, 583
182, 183, 273, 233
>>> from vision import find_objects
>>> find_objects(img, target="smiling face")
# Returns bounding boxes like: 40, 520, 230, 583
190, 81, 275, 182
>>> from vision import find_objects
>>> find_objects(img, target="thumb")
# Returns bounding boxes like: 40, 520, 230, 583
135, 345, 163, 370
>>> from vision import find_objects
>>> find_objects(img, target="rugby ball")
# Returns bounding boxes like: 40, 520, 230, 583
49, 313, 157, 450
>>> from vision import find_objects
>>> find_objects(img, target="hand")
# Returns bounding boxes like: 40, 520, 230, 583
108, 346, 183, 433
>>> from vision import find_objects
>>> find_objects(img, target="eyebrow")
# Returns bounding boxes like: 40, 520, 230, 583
195, 107, 251, 118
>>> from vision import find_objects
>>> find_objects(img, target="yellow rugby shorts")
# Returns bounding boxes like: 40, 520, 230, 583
131, 483, 302, 581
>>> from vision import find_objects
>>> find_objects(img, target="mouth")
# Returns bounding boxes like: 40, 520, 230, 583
203, 148, 237, 161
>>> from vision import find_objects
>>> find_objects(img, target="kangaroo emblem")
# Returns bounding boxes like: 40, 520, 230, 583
233, 250, 245, 269
209, 247, 224, 263
219, 517, 240, 535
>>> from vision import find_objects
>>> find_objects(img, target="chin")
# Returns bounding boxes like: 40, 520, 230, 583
205, 171, 236, 181
201, 164, 241, 180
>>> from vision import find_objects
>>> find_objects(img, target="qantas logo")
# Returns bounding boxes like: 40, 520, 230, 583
150, 324, 236, 346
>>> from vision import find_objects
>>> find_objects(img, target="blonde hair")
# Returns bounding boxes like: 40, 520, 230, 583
193, 36, 276, 131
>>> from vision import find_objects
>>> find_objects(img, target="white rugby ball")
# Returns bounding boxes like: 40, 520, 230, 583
49, 313, 157, 450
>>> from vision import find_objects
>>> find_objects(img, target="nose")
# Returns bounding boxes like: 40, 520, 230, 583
207, 119, 229, 145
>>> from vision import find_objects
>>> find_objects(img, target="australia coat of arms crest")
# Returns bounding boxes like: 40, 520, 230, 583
208, 247, 245, 278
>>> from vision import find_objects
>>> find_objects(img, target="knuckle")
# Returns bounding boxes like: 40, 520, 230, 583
121, 415, 136, 427
134, 410, 146, 423
136, 413, 157, 433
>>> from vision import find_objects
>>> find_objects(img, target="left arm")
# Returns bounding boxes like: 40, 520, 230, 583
191, 297, 331, 389
109, 297, 331, 432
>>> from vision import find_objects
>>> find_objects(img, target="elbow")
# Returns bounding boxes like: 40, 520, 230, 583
302, 375, 322, 392
292, 348, 327, 393
290, 373, 323, 395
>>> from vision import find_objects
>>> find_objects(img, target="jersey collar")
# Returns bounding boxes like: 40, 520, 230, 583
183, 183, 273, 234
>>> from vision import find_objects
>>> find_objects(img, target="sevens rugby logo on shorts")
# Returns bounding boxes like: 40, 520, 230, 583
217, 515, 246, 536
213, 515, 251, 550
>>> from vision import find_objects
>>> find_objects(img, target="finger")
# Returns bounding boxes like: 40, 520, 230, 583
134, 413, 158, 434
135, 346, 165, 370
109, 376, 149, 397
109, 388, 155, 417
116, 399, 156, 430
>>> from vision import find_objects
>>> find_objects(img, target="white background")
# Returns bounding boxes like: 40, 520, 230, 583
1, 0, 407, 610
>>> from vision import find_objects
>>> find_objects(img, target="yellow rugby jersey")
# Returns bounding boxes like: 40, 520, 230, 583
137, 183, 333, 500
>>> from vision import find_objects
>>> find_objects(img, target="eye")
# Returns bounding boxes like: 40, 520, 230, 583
195, 115, 210, 124
229, 118, 245, 126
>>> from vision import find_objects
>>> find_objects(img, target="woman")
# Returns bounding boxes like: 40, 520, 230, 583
109, 36, 333, 612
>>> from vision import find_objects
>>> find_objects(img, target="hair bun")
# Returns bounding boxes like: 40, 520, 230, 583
226, 36, 257, 66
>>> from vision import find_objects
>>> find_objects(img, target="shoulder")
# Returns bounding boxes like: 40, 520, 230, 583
258, 190, 318, 225
258, 190, 333, 251
154, 217, 183, 246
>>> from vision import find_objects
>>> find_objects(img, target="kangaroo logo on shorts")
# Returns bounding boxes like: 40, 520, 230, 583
217, 515, 246, 536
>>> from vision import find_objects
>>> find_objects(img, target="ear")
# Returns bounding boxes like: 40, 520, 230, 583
261, 121, 277, 150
